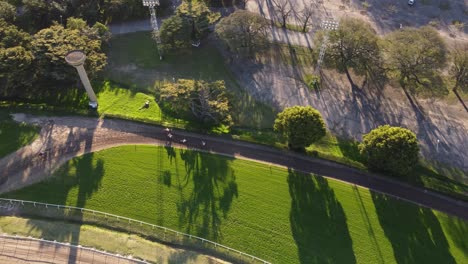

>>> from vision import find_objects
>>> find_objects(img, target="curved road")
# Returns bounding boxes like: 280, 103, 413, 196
1, 114, 467, 220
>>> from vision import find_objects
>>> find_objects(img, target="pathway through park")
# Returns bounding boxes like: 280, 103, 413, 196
1, 114, 467, 220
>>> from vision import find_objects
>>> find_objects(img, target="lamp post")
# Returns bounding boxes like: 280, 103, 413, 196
65, 50, 98, 109
142, 0, 163, 60
60, 15, 63, 25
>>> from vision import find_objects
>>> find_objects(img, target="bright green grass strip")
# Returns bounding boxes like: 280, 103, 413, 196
0, 110, 39, 158
96, 81, 164, 123
3, 145, 467, 263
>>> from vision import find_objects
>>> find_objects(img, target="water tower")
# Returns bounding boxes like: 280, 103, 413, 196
65, 50, 98, 108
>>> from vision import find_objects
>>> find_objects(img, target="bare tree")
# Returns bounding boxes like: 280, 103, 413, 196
297, 6, 314, 32
272, 0, 293, 28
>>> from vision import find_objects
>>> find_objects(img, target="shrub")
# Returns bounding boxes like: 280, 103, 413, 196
359, 125, 419, 176
274, 106, 326, 150
304, 74, 320, 90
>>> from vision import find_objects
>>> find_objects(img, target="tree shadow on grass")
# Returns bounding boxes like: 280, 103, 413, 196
177, 150, 238, 240
288, 169, 356, 264
371, 192, 456, 264
3, 153, 104, 263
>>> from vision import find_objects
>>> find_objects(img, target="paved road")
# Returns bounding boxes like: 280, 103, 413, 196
1, 114, 467, 220
0, 235, 146, 264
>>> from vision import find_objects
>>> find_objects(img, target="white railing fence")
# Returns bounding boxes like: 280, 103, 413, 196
0, 198, 271, 264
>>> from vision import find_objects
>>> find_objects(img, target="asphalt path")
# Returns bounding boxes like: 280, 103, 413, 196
1, 114, 467, 221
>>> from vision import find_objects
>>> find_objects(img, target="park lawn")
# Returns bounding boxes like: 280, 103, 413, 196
3, 145, 467, 263
96, 81, 166, 124
0, 110, 39, 158
106, 31, 277, 129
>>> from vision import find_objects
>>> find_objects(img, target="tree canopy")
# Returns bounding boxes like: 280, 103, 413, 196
32, 23, 107, 83
0, 1, 16, 23
359, 125, 419, 176
160, 2, 220, 51
176, 1, 220, 38
1, 17, 108, 98
325, 17, 383, 86
0, 19, 34, 97
384, 26, 447, 93
215, 10, 269, 57
274, 106, 326, 150
160, 15, 192, 51
159, 79, 232, 126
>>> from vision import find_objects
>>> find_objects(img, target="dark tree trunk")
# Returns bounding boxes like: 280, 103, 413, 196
344, 66, 355, 88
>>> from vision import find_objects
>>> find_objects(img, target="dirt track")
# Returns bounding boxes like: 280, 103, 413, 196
0, 235, 145, 264
1, 114, 467, 220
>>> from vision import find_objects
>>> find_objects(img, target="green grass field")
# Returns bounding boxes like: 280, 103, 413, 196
0, 110, 39, 158
3, 145, 467, 263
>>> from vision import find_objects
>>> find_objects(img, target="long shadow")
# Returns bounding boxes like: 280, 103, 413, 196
177, 150, 238, 240
371, 192, 456, 264
288, 169, 356, 264
3, 152, 105, 263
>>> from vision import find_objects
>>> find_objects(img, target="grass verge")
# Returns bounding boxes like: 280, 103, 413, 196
0, 109, 40, 158
0, 216, 218, 264
273, 22, 305, 33
235, 130, 468, 200
3, 145, 467, 263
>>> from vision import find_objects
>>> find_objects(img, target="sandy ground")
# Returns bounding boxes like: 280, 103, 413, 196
246, 0, 467, 40
229, 56, 468, 175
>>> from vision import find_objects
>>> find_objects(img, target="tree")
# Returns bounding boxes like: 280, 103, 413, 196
0, 19, 34, 97
215, 10, 269, 57
160, 15, 192, 51
66, 17, 111, 42
449, 44, 468, 93
21, 0, 65, 31
272, 0, 293, 28
325, 17, 383, 87
297, 6, 313, 32
359, 125, 419, 176
0, 1, 16, 23
176, 1, 220, 40
32, 24, 107, 83
274, 106, 326, 150
384, 26, 447, 93
0, 19, 32, 48
66, 17, 87, 30
159, 79, 232, 126
102, 0, 148, 23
